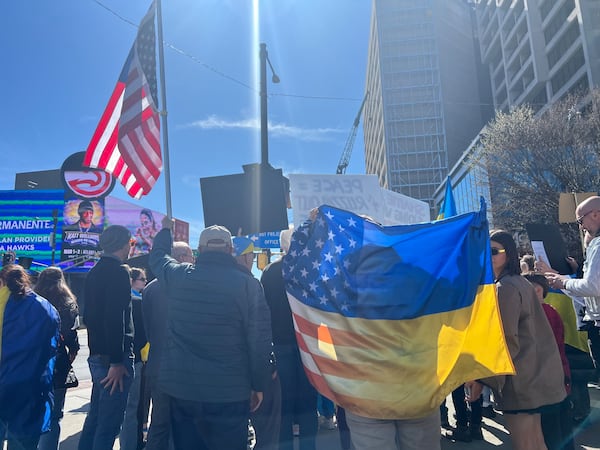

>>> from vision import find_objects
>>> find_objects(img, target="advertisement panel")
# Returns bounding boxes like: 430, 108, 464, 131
60, 197, 105, 271
0, 188, 190, 272
105, 197, 165, 258
0, 190, 64, 271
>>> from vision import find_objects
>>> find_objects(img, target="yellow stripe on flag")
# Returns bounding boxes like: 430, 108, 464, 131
545, 292, 589, 353
290, 283, 514, 419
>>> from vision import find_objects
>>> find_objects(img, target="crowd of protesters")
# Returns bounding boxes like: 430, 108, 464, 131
1, 197, 600, 450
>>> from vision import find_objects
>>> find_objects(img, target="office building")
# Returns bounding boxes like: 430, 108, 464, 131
363, 0, 493, 214
477, 0, 600, 112
432, 0, 600, 216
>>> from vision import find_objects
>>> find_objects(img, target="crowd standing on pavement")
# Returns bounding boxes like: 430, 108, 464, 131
2, 197, 600, 450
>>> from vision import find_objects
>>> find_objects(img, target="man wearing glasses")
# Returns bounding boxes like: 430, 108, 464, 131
545, 195, 600, 379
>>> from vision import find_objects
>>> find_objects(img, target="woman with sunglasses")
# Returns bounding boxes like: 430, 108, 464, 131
467, 230, 567, 450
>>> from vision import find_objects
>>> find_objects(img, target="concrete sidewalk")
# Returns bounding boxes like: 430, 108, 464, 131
55, 329, 600, 450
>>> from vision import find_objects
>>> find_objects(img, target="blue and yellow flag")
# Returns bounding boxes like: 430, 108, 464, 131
545, 291, 589, 352
283, 202, 514, 419
437, 176, 457, 219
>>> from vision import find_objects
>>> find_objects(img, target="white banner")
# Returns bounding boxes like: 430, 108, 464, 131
380, 188, 430, 225
289, 174, 430, 226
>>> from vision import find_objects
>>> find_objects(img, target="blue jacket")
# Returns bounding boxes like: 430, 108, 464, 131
149, 228, 273, 402
0, 287, 60, 437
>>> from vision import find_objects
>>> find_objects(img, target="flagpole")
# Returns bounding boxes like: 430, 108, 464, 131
155, 0, 173, 218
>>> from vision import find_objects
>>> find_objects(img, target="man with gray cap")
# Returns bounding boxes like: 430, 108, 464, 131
149, 220, 273, 450
79, 225, 135, 450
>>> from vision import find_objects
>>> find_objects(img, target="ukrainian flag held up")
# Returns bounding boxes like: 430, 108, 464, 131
283, 201, 514, 419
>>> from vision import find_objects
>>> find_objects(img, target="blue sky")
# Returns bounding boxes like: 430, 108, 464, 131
0, 1, 371, 245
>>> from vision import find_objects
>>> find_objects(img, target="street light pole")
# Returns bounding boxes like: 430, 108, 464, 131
259, 43, 279, 167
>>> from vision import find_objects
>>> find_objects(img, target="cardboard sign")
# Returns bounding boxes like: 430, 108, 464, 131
380, 188, 430, 225
559, 192, 596, 223
289, 174, 430, 226
289, 174, 384, 224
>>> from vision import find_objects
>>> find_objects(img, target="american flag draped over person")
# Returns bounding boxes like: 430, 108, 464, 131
283, 203, 514, 419
84, 2, 161, 199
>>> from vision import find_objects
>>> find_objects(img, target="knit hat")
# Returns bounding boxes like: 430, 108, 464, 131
232, 236, 254, 257
78, 200, 94, 215
99, 225, 131, 253
199, 225, 232, 249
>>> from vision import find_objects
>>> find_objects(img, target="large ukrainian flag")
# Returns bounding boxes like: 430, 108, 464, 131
283, 202, 514, 419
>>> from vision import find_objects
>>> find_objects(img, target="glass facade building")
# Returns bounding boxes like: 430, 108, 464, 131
363, 0, 493, 217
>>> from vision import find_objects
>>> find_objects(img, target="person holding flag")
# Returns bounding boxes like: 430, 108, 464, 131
283, 202, 514, 450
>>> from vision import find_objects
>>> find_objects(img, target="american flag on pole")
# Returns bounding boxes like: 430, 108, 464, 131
84, 2, 161, 199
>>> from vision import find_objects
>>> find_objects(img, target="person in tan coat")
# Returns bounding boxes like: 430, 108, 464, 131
467, 230, 566, 450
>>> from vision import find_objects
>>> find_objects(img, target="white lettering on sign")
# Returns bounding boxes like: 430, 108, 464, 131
0, 219, 52, 230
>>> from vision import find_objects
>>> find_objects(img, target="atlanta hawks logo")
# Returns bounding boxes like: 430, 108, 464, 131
61, 152, 115, 199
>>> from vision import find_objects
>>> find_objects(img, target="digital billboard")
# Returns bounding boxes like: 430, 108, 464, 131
0, 190, 64, 271
0, 190, 189, 272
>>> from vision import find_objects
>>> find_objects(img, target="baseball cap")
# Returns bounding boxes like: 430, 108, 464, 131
199, 225, 232, 248
232, 236, 254, 257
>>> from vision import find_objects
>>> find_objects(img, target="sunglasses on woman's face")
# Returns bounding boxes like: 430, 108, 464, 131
491, 247, 506, 256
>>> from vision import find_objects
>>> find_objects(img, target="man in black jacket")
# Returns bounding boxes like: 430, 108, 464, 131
149, 220, 273, 450
260, 229, 318, 450
79, 225, 134, 450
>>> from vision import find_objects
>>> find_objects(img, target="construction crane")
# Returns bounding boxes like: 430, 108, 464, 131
336, 92, 369, 174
